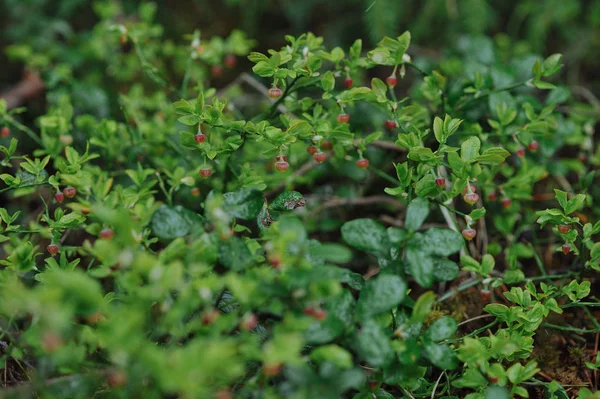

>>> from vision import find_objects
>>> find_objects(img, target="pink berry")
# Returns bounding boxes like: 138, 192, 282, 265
313, 152, 327, 163
0, 127, 9, 138
528, 141, 539, 152
307, 146, 318, 155
54, 191, 65, 203
321, 141, 333, 151
99, 228, 114, 240
344, 78, 353, 88
385, 120, 398, 129
386, 74, 398, 87
267, 85, 282, 99
501, 198, 512, 208
64, 187, 77, 198
516, 148, 526, 157
462, 228, 477, 240
199, 168, 212, 178
275, 161, 289, 172
47, 244, 59, 255
194, 133, 206, 144
336, 114, 350, 124
356, 158, 369, 169
463, 192, 479, 205
558, 224, 571, 234
435, 178, 446, 188
275, 155, 287, 162
562, 243, 571, 255
224, 54, 237, 68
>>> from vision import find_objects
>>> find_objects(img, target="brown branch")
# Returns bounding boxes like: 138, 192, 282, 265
0, 73, 44, 110
307, 195, 402, 218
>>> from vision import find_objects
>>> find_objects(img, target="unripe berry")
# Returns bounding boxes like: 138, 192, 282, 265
356, 158, 369, 169
59, 135, 73, 145
211, 65, 223, 77
267, 85, 282, 99
0, 127, 9, 138
558, 224, 571, 234
344, 78, 354, 88
224, 54, 237, 68
64, 186, 77, 198
313, 152, 327, 163
562, 243, 571, 255
462, 228, 477, 240
194, 133, 206, 144
463, 192, 479, 205
385, 119, 398, 129
321, 141, 333, 150
516, 148, 526, 157
47, 244, 59, 255
240, 314, 259, 331
336, 113, 350, 124
199, 168, 212, 178
386, 74, 398, 87
191, 188, 200, 196
435, 178, 446, 188
488, 192, 497, 201
480, 290, 492, 300
500, 198, 512, 208
263, 362, 283, 376
99, 228, 114, 240
307, 146, 318, 155
54, 191, 65, 203
275, 161, 289, 172
528, 140, 539, 152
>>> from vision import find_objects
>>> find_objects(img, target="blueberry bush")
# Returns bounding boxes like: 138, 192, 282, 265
1, 3, 600, 399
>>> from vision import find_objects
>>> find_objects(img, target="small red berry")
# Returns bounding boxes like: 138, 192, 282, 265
202, 309, 220, 325
462, 184, 477, 195
263, 362, 283, 376
211, 65, 223, 77
81, 208, 90, 216
191, 188, 200, 196
385, 119, 398, 129
480, 290, 492, 300
275, 161, 290, 172
500, 198, 512, 208
488, 376, 499, 384
269, 255, 281, 269
463, 192, 479, 205
224, 54, 237, 68
47, 244, 59, 255
528, 141, 539, 152
64, 187, 77, 198
240, 314, 259, 331
107, 370, 127, 388
99, 228, 114, 240
462, 228, 477, 240
194, 133, 206, 144
562, 243, 571, 255
435, 178, 446, 188
313, 152, 327, 163
386, 74, 398, 87
321, 141, 333, 150
356, 158, 369, 169
216, 390, 233, 399
1, 127, 10, 138
54, 191, 65, 203
344, 78, 354, 88
275, 155, 287, 162
199, 168, 212, 178
488, 192, 497, 201
336, 113, 350, 124
558, 224, 571, 234
312, 308, 327, 321
307, 146, 318, 155
267, 85, 282, 99
516, 148, 526, 157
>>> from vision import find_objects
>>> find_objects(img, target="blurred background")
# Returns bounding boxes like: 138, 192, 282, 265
1, 0, 599, 105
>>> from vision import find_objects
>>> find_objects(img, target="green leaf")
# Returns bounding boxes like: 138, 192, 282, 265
252, 61, 274, 77
565, 193, 585, 215
354, 320, 394, 367
219, 236, 252, 271
421, 228, 463, 256
310, 243, 353, 264
405, 197, 429, 231
461, 136, 481, 162
321, 71, 335, 92
433, 116, 444, 143
410, 291, 436, 323
310, 345, 353, 369
406, 247, 434, 288
424, 316, 458, 341
270, 191, 305, 211
150, 205, 192, 240
341, 218, 391, 257
476, 147, 510, 165
422, 342, 458, 370
356, 275, 407, 319
222, 188, 264, 219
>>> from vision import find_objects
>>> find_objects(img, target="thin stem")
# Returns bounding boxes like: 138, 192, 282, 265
543, 323, 600, 334
439, 278, 483, 302
405, 62, 429, 77
368, 165, 398, 185
457, 81, 528, 110
4, 117, 42, 146
0, 182, 50, 193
